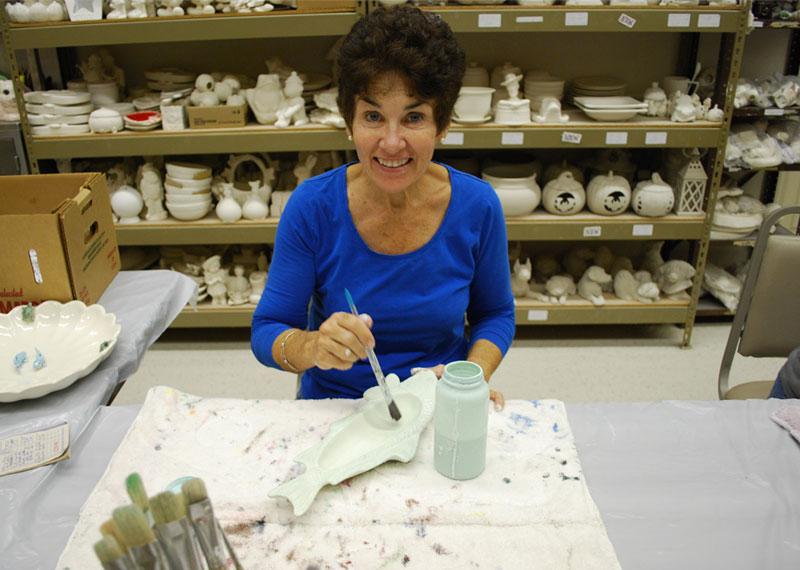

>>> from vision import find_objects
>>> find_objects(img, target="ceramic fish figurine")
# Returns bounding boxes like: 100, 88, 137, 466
269, 370, 437, 516
13, 351, 27, 372
33, 348, 46, 371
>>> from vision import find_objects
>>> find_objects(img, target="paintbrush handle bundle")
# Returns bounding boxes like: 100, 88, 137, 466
92, 474, 241, 570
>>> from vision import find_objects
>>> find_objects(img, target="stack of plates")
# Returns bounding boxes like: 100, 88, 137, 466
571, 76, 627, 101
524, 71, 565, 112
575, 96, 647, 121
24, 90, 92, 136
144, 68, 197, 93
124, 111, 162, 131
164, 162, 213, 221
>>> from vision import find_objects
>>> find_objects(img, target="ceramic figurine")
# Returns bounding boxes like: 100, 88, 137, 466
511, 258, 532, 298
643, 82, 668, 118
107, 0, 127, 18
88, 108, 123, 133
138, 163, 168, 222
310, 87, 346, 128
533, 97, 568, 124
632, 174, 674, 217
532, 254, 560, 282
494, 72, 531, 126
157, 0, 184, 15
187, 0, 215, 14
128, 0, 148, 17
190, 74, 220, 107
216, 184, 243, 222
610, 255, 634, 276
703, 263, 742, 312
564, 246, 595, 280
614, 270, 659, 304
586, 171, 631, 216
293, 153, 317, 187
226, 265, 251, 305
110, 184, 143, 224
32, 348, 46, 371
202, 256, 229, 307
79, 50, 125, 90
542, 171, 586, 215
242, 181, 269, 220
270, 190, 292, 217
706, 103, 724, 122
246, 74, 284, 125
527, 274, 575, 305
641, 241, 665, 275
654, 260, 696, 299
275, 72, 308, 128
578, 266, 612, 306
248, 252, 268, 304
670, 92, 696, 123
0, 80, 21, 122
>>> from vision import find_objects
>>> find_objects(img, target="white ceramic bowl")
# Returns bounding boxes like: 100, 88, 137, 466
165, 192, 212, 205
165, 176, 212, 190
166, 202, 211, 221
164, 183, 212, 196
0, 301, 120, 402
165, 162, 212, 180
453, 87, 495, 121
578, 106, 642, 121
482, 164, 541, 216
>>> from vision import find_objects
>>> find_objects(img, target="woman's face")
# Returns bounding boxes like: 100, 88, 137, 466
351, 73, 441, 195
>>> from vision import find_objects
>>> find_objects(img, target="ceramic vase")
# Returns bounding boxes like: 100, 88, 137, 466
216, 184, 243, 222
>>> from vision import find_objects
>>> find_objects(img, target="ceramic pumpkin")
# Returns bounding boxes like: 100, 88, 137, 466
632, 173, 675, 217
543, 171, 585, 215
586, 170, 631, 216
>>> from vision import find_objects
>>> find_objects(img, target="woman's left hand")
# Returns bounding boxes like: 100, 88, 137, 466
411, 365, 505, 411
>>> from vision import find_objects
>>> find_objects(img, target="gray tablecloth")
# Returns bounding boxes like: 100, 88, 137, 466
0, 270, 195, 567
4, 398, 800, 570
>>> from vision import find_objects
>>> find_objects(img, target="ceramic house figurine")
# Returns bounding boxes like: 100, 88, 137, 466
586, 171, 631, 216
543, 171, 586, 215
578, 266, 612, 306
157, 0, 184, 16
246, 74, 284, 125
632, 173, 675, 217
138, 163, 168, 222
674, 148, 708, 215
643, 82, 668, 118
226, 265, 251, 305
0, 80, 20, 122
202, 256, 229, 307
275, 72, 308, 128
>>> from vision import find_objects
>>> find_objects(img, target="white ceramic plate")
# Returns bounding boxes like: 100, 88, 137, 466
0, 301, 120, 403
26, 102, 94, 116
577, 105, 643, 121
452, 114, 491, 124
27, 113, 90, 126
574, 96, 647, 109
24, 90, 91, 106
31, 124, 91, 136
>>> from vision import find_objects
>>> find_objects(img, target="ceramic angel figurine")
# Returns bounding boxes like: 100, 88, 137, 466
203, 256, 229, 307
0, 80, 20, 122
157, 0, 184, 15
275, 72, 308, 128
226, 265, 251, 305
138, 163, 168, 222
248, 251, 268, 304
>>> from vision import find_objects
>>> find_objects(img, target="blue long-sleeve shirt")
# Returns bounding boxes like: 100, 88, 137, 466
251, 162, 515, 399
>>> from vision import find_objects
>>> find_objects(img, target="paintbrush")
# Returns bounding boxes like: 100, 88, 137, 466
182, 478, 243, 570
93, 535, 136, 570
344, 288, 402, 421
100, 518, 129, 555
125, 473, 152, 525
151, 491, 206, 570
112, 505, 170, 569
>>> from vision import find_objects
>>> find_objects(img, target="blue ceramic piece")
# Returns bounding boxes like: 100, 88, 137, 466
33, 348, 46, 371
13, 351, 27, 372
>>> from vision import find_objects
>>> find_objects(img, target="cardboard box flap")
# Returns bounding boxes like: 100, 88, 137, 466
0, 173, 99, 215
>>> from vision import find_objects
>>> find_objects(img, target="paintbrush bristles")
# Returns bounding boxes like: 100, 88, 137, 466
99, 518, 127, 552
388, 399, 402, 421
182, 477, 209, 505
112, 505, 156, 549
125, 472, 149, 513
94, 535, 125, 564
150, 491, 184, 526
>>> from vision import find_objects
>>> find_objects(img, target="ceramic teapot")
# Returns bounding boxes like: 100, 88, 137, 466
632, 173, 674, 217
586, 171, 631, 216
543, 171, 585, 215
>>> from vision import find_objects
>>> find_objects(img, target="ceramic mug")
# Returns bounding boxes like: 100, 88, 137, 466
663, 75, 690, 97
453, 87, 495, 121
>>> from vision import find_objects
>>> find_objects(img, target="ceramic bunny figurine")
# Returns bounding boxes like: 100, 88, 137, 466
511, 258, 532, 298
275, 72, 308, 128
654, 260, 696, 299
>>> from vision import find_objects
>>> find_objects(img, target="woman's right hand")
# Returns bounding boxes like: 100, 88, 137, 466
312, 312, 375, 370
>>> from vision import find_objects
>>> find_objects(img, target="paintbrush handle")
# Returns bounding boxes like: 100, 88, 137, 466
364, 346, 392, 407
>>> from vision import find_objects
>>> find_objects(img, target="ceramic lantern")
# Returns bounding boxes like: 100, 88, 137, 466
586, 171, 631, 216
543, 171, 585, 216
674, 148, 708, 215
632, 173, 674, 217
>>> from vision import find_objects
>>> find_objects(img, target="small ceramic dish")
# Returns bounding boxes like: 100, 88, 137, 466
31, 124, 91, 136
144, 68, 197, 84
165, 162, 212, 180
0, 301, 120, 403
574, 96, 647, 110
577, 106, 643, 122
132, 95, 162, 111
452, 114, 492, 124
166, 202, 211, 221
24, 90, 91, 106
270, 371, 437, 516
125, 111, 162, 127
165, 192, 212, 205
26, 102, 94, 116
27, 113, 90, 126
164, 183, 212, 196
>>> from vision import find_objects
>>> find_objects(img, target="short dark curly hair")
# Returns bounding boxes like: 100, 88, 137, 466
337, 6, 466, 134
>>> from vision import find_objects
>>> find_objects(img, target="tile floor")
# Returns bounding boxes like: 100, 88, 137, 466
113, 322, 786, 405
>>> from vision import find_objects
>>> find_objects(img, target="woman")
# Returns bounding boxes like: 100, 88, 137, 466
251, 6, 515, 405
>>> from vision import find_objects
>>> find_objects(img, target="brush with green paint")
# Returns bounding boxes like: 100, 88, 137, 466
182, 477, 242, 570
125, 473, 152, 525
112, 505, 170, 569
150, 490, 205, 570
93, 535, 136, 570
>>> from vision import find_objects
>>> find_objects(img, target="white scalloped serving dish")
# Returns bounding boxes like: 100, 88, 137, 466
0, 301, 121, 403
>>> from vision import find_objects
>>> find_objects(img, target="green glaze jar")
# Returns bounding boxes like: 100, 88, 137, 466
433, 361, 489, 480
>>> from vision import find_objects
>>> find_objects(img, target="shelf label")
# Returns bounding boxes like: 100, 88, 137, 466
618, 13, 636, 29
442, 132, 464, 146
752, 20, 765, 28
501, 131, 524, 145
764, 108, 785, 116
478, 13, 502, 28
697, 13, 721, 28
516, 15, 544, 24
632, 224, 654, 237
605, 131, 628, 145
667, 13, 691, 28
583, 225, 602, 238
527, 310, 549, 322
645, 131, 668, 145
561, 131, 582, 144
565, 12, 588, 26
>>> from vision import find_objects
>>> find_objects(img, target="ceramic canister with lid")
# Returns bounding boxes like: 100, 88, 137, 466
434, 361, 489, 480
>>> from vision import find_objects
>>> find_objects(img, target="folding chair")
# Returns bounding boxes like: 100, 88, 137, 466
718, 205, 800, 400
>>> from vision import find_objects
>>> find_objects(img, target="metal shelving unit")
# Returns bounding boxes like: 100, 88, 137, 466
2, 2, 752, 339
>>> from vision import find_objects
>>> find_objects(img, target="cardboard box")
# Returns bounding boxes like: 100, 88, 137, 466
186, 104, 248, 129
0, 173, 120, 313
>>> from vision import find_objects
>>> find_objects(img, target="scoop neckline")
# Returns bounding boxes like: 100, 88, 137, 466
342, 161, 455, 259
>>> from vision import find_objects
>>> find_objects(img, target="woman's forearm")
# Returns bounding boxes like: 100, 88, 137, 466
467, 339, 504, 381
271, 328, 320, 373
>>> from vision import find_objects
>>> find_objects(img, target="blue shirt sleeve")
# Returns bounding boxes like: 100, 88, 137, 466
251, 185, 318, 369
465, 183, 516, 355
